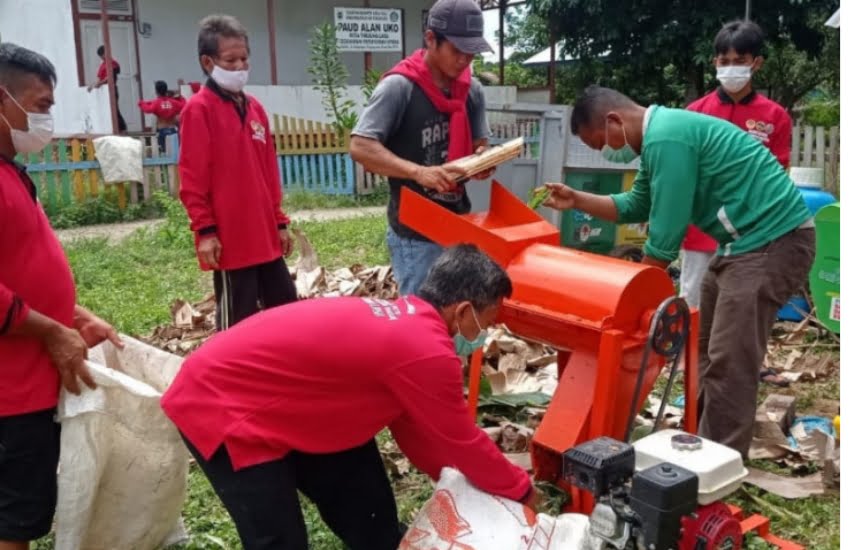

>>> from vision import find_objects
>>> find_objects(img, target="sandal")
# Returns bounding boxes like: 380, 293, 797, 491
760, 367, 790, 388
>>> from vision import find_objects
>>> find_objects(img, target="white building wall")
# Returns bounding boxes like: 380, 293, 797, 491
135, 0, 436, 95
1, 0, 514, 134
134, 0, 272, 102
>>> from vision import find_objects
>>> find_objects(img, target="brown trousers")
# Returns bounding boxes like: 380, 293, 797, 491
697, 227, 815, 457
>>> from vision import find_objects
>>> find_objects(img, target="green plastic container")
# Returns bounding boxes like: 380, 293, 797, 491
809, 203, 840, 333
560, 172, 620, 254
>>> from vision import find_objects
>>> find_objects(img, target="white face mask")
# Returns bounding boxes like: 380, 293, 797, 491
716, 65, 752, 94
0, 89, 54, 154
210, 64, 249, 93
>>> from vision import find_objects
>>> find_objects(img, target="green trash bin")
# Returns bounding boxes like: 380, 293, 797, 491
560, 172, 620, 254
809, 203, 840, 333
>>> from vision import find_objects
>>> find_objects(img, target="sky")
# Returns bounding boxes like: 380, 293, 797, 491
481, 8, 518, 62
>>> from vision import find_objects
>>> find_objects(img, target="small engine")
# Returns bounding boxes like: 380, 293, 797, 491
563, 431, 748, 550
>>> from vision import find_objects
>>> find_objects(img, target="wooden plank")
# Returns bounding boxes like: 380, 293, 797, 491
306, 120, 315, 152
339, 154, 350, 194
39, 143, 62, 205
815, 126, 826, 169
283, 155, 293, 187
827, 126, 839, 194
295, 117, 305, 152
292, 153, 301, 187
355, 161, 365, 194
55, 140, 75, 205
333, 155, 343, 196
116, 182, 127, 210
69, 139, 86, 200
321, 125, 331, 150
313, 153, 323, 191
273, 114, 282, 154
280, 116, 290, 153
167, 164, 178, 195
791, 125, 801, 167
28, 150, 53, 213
129, 138, 141, 204
86, 140, 100, 197
317, 151, 327, 187
802, 125, 814, 167
299, 154, 310, 188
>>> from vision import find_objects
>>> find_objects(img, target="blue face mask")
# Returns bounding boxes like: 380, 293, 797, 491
601, 118, 638, 164
453, 306, 488, 356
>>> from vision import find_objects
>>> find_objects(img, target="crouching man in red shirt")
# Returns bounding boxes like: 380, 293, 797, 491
179, 15, 296, 331
0, 43, 122, 550
161, 244, 535, 550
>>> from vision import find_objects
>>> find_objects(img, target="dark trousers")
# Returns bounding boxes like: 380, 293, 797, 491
697, 228, 815, 457
182, 437, 402, 550
213, 257, 298, 331
113, 88, 127, 132
0, 408, 60, 541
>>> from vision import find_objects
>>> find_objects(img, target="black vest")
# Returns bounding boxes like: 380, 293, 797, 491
386, 84, 475, 241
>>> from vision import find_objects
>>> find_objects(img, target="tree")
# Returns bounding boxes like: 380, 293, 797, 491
521, 0, 838, 107
307, 23, 357, 137
756, 6, 840, 110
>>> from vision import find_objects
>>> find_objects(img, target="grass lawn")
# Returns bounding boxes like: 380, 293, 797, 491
40, 196, 839, 549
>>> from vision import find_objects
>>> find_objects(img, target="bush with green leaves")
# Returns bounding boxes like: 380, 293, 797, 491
48, 193, 164, 229
800, 98, 840, 127
361, 67, 383, 105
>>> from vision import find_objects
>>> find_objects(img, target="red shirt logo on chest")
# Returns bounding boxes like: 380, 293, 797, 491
745, 119, 774, 143
250, 120, 266, 143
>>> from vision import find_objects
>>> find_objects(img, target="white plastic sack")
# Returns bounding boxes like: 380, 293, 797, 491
55, 336, 188, 550
92, 135, 144, 183
399, 468, 603, 550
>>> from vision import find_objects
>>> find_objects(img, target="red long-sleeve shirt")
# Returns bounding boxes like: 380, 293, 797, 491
0, 157, 76, 416
682, 89, 792, 252
178, 82, 289, 270
97, 59, 120, 82
161, 295, 532, 501
138, 95, 185, 123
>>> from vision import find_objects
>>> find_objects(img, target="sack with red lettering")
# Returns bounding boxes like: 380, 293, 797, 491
400, 468, 602, 550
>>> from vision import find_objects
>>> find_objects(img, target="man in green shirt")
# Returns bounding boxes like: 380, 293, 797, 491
542, 85, 814, 457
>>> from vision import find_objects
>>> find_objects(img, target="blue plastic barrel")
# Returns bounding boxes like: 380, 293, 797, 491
776, 185, 837, 321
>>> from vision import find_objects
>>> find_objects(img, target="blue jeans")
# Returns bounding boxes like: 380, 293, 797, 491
157, 127, 178, 153
386, 226, 444, 296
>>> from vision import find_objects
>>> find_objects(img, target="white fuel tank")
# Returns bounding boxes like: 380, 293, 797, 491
632, 430, 748, 505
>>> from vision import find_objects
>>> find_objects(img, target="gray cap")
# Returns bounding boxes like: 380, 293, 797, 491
427, 0, 493, 54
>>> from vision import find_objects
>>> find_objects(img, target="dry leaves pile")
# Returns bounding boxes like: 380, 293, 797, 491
142, 230, 839, 494
763, 320, 840, 383
144, 230, 398, 355
480, 327, 559, 397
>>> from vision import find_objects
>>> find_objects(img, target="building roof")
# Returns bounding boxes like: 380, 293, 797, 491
825, 8, 839, 28
522, 40, 610, 66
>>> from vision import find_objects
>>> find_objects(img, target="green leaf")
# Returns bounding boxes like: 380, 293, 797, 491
478, 392, 551, 408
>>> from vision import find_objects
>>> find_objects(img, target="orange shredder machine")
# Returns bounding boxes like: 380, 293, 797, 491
398, 182, 803, 550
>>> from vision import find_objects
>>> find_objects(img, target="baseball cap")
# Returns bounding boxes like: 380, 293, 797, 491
427, 0, 494, 54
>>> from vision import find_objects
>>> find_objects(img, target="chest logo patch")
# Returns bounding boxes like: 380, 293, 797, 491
745, 119, 774, 143
250, 120, 266, 143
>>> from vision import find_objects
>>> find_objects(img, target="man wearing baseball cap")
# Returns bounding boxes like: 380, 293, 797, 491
351, 0, 496, 297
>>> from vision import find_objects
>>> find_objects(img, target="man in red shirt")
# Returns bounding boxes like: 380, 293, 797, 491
0, 43, 122, 550
139, 79, 186, 152
161, 245, 535, 550
681, 20, 792, 387
87, 45, 127, 133
179, 15, 296, 331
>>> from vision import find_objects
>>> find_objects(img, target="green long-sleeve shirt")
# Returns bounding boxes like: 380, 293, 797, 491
610, 106, 811, 262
